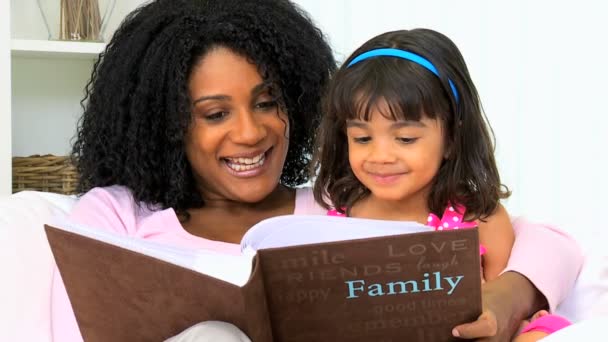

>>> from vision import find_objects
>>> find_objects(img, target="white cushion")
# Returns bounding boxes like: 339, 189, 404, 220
0, 191, 76, 341
556, 249, 608, 321
542, 316, 608, 341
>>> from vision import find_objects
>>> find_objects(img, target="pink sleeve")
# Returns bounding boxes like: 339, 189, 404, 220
51, 186, 138, 342
503, 217, 583, 312
67, 186, 138, 235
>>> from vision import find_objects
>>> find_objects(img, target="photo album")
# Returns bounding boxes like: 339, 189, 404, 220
46, 215, 481, 342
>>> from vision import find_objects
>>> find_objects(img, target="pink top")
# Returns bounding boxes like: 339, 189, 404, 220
520, 314, 572, 335
328, 203, 487, 255
50, 185, 582, 341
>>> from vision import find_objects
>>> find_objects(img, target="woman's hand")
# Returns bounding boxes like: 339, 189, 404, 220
452, 309, 498, 340
451, 272, 548, 340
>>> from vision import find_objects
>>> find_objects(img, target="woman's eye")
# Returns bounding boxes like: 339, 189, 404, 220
352, 136, 371, 144
397, 137, 418, 144
255, 100, 278, 111
205, 111, 229, 122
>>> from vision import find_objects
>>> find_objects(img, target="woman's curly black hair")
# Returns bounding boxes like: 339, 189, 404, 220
71, 0, 335, 215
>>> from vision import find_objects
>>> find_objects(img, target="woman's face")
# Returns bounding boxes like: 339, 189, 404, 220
186, 47, 289, 203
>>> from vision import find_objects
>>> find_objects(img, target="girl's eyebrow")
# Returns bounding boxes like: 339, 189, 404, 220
345, 120, 426, 128
391, 120, 426, 129
346, 120, 367, 128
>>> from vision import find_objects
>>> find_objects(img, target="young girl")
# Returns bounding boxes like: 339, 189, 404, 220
312, 28, 570, 341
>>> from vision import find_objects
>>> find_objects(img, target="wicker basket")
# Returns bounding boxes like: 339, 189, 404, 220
12, 155, 78, 195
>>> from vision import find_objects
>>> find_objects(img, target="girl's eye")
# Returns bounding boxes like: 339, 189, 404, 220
205, 111, 229, 122
353, 136, 371, 144
397, 137, 418, 144
255, 100, 278, 111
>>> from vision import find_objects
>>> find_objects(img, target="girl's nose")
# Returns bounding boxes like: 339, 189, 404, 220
366, 140, 397, 164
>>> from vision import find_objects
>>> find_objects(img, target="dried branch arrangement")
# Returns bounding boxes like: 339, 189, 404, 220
60, 0, 102, 41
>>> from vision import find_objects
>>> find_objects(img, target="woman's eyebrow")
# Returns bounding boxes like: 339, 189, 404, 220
192, 82, 270, 105
192, 94, 230, 105
251, 82, 272, 97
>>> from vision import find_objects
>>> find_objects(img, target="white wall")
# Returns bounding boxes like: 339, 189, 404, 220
1, 0, 12, 196
11, 58, 93, 156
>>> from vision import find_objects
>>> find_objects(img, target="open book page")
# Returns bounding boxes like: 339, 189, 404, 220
241, 214, 433, 252
48, 218, 254, 286
49, 215, 433, 286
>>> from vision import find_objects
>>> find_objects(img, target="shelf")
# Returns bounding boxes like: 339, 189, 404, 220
11, 39, 105, 59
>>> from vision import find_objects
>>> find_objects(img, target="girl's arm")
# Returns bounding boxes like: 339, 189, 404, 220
478, 204, 515, 281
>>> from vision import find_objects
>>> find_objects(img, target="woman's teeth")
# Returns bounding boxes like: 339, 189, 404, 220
225, 153, 266, 171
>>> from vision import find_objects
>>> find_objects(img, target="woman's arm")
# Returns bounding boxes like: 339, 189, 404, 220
504, 218, 582, 312
453, 218, 583, 340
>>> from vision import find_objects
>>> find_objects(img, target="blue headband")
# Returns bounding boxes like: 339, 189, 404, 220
346, 48, 459, 103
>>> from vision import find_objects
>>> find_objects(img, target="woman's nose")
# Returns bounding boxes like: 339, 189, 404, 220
230, 111, 267, 145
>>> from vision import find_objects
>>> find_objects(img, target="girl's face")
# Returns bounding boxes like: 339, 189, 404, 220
346, 99, 446, 207
186, 47, 289, 203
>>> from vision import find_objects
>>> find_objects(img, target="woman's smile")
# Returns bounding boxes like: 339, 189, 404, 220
222, 148, 272, 178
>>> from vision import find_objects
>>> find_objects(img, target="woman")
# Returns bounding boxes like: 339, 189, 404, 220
52, 0, 581, 341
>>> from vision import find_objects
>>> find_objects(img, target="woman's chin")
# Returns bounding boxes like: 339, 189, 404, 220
232, 183, 281, 204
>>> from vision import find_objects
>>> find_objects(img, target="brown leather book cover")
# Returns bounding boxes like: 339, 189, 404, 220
45, 224, 480, 342
45, 226, 273, 342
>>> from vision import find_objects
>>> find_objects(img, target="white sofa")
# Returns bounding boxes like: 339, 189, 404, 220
0, 191, 606, 341
0, 191, 76, 341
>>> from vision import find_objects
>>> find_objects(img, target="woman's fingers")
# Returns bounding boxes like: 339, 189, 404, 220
452, 310, 497, 339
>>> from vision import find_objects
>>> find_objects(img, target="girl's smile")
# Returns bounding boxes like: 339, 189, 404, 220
366, 171, 407, 185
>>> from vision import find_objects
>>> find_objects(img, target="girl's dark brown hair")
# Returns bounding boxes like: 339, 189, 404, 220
312, 28, 510, 220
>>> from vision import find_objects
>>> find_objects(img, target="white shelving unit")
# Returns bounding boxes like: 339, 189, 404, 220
10, 39, 102, 162
2, 0, 145, 197
11, 39, 105, 59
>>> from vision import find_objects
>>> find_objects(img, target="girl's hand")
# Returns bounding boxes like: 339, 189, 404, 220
512, 310, 550, 342
451, 272, 548, 341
